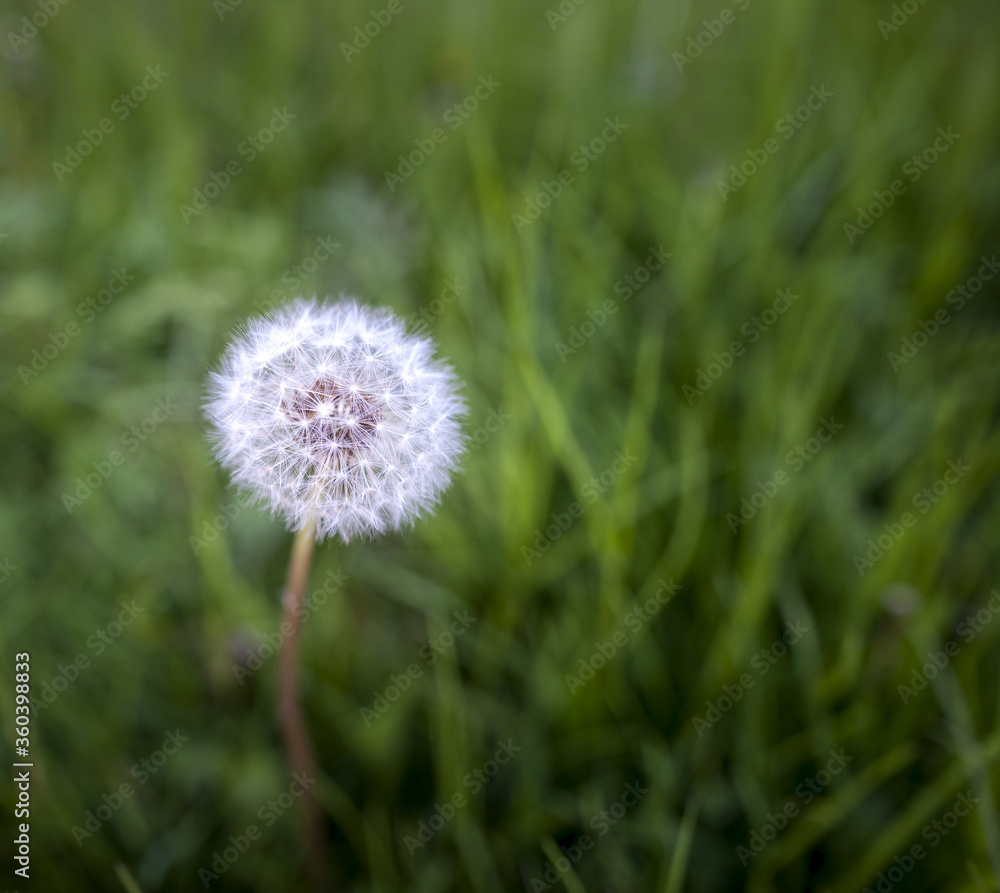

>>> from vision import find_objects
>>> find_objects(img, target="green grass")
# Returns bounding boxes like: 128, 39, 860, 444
2, 0, 1000, 890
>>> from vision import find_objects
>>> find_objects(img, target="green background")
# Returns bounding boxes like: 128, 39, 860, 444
2, 0, 1000, 890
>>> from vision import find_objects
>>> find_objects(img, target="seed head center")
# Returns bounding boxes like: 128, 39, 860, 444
283, 377, 380, 453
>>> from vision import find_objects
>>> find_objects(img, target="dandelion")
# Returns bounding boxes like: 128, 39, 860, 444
204, 298, 465, 889
206, 298, 465, 542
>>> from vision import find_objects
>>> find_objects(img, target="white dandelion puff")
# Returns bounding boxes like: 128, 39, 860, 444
205, 298, 465, 542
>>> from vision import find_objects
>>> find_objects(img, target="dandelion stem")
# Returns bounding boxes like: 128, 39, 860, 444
278, 516, 331, 891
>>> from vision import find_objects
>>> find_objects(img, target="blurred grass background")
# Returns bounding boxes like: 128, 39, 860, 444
2, 0, 1000, 890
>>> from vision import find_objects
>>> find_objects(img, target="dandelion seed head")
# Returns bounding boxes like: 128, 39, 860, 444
205, 298, 465, 542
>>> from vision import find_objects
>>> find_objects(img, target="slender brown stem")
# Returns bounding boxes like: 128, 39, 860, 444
278, 517, 331, 891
